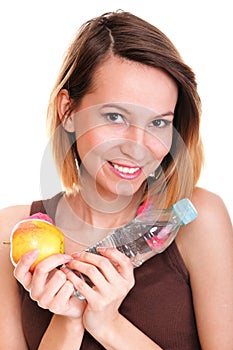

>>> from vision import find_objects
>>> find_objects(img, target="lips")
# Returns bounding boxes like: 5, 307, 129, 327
107, 161, 142, 179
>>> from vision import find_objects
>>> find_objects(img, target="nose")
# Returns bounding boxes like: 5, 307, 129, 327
120, 125, 149, 162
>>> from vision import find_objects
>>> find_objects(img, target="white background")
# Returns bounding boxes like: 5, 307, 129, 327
0, 0, 232, 219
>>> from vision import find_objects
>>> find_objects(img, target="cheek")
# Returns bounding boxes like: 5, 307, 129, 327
76, 129, 109, 161
147, 132, 173, 160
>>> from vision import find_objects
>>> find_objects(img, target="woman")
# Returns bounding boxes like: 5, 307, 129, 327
0, 11, 232, 350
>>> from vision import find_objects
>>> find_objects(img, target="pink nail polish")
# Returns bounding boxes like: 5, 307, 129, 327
63, 254, 73, 261
97, 247, 107, 253
28, 249, 39, 257
72, 252, 81, 258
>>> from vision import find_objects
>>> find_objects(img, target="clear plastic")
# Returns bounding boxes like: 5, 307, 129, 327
85, 198, 197, 267
73, 198, 197, 299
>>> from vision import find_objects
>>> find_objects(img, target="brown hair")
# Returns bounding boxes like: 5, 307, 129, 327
47, 10, 204, 208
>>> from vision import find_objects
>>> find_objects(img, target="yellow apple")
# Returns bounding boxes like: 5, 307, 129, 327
10, 218, 65, 272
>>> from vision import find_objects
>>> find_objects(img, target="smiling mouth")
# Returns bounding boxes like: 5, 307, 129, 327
112, 162, 140, 174
108, 161, 142, 179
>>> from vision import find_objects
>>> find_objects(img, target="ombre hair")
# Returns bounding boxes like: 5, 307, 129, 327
47, 10, 204, 208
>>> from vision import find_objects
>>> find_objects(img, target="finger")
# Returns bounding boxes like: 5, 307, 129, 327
61, 264, 96, 301
48, 280, 87, 319
67, 257, 108, 287
60, 265, 84, 283
67, 252, 135, 302
30, 268, 67, 302
30, 254, 73, 296
13, 249, 39, 290
97, 247, 134, 283
48, 280, 75, 313
60, 265, 88, 299
69, 251, 119, 284
38, 279, 74, 312
33, 254, 73, 275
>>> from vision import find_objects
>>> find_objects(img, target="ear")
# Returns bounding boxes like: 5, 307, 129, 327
57, 89, 75, 132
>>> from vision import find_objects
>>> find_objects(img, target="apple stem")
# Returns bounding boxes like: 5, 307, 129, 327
2, 241, 10, 245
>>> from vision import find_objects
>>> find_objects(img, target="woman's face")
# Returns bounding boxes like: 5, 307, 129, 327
71, 56, 178, 199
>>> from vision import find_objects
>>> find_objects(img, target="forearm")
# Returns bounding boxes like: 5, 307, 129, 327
38, 314, 84, 350
94, 314, 163, 350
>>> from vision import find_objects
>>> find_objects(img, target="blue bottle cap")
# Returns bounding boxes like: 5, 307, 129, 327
172, 198, 198, 225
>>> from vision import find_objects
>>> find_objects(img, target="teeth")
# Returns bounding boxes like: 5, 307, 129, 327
112, 163, 140, 174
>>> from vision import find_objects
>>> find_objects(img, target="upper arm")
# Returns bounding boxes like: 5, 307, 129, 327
0, 205, 31, 349
176, 188, 233, 350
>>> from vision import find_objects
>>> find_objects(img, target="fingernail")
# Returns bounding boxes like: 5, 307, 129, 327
97, 247, 107, 253
63, 254, 73, 261
72, 252, 81, 258
28, 249, 39, 257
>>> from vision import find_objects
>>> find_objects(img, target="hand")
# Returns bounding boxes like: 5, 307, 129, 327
64, 248, 135, 337
14, 250, 86, 319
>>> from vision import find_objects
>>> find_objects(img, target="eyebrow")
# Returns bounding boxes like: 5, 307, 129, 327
99, 103, 174, 118
99, 103, 131, 115
155, 112, 174, 118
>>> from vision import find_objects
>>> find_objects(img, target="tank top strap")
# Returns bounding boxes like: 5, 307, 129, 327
166, 240, 189, 283
30, 192, 64, 222
30, 192, 189, 282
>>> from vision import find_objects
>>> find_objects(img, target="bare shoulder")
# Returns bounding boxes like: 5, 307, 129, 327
0, 204, 31, 273
176, 187, 233, 271
175, 190, 233, 346
191, 187, 231, 223
0, 204, 31, 241
0, 205, 31, 348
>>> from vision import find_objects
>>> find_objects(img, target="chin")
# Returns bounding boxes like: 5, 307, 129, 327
115, 180, 142, 197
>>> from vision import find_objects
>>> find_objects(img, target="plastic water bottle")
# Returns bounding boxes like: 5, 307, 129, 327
84, 198, 197, 267
73, 198, 197, 299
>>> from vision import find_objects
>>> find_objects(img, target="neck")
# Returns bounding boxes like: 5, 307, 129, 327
68, 188, 143, 229
55, 190, 143, 246
74, 170, 144, 227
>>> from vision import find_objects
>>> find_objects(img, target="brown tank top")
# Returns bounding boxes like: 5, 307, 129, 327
18, 193, 201, 349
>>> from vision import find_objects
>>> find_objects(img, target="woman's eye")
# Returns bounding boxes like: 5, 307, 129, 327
149, 119, 171, 128
102, 112, 125, 124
